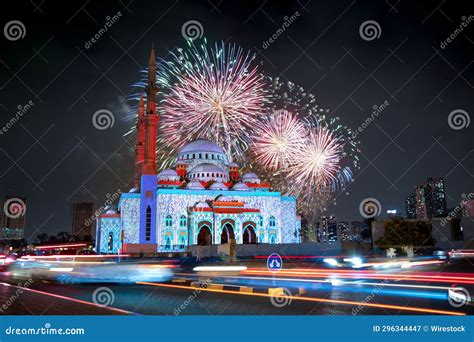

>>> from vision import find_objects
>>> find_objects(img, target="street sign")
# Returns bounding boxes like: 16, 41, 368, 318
267, 253, 282, 272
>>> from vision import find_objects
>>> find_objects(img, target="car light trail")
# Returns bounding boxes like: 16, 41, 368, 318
19, 254, 131, 260
137, 281, 465, 316
243, 268, 474, 284
175, 272, 456, 291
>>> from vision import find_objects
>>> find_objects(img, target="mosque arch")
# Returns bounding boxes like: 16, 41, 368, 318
197, 223, 212, 246
242, 222, 257, 244
220, 220, 235, 244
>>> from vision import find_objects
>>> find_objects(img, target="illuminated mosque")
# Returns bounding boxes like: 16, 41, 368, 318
96, 49, 301, 254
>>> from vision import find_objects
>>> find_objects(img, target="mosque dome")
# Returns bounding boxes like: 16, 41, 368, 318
185, 181, 205, 190
232, 182, 250, 191
209, 181, 228, 191
242, 172, 261, 184
195, 201, 210, 208
180, 139, 225, 154
157, 169, 180, 181
188, 163, 228, 182
229, 162, 239, 167
176, 139, 228, 168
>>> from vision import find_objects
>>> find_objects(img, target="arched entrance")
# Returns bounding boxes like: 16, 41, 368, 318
242, 224, 257, 244
197, 225, 212, 246
220, 222, 235, 244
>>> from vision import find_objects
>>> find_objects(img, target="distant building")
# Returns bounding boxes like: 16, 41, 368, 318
462, 198, 474, 218
405, 192, 416, 219
425, 178, 447, 217
338, 221, 351, 241
317, 216, 338, 242
411, 177, 447, 219
350, 221, 367, 241
71, 202, 94, 238
0, 196, 26, 240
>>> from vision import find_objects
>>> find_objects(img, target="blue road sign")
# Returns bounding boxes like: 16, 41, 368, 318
267, 253, 282, 272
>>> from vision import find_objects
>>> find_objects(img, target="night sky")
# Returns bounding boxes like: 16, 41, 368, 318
1, 0, 473, 241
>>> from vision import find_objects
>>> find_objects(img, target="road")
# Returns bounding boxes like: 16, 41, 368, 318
0, 257, 473, 315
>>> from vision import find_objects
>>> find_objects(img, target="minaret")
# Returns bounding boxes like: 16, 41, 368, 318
143, 47, 158, 175
133, 96, 145, 189
138, 47, 159, 247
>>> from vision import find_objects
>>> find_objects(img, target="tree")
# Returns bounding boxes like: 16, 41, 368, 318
36, 233, 49, 244
376, 218, 435, 249
56, 231, 72, 243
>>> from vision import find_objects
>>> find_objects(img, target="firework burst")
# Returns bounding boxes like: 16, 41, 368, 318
160, 39, 267, 161
289, 128, 342, 189
251, 109, 307, 170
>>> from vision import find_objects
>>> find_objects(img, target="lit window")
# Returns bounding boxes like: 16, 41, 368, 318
269, 216, 276, 227
165, 215, 172, 227
180, 215, 187, 228
146, 206, 152, 241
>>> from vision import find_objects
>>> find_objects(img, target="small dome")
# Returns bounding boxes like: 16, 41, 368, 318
229, 162, 239, 167
158, 169, 179, 181
104, 205, 118, 214
188, 163, 228, 182
232, 182, 250, 191
209, 181, 228, 191
195, 201, 210, 208
129, 187, 140, 193
185, 181, 205, 190
242, 172, 261, 184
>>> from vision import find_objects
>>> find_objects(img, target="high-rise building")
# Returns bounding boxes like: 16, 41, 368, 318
425, 178, 447, 218
411, 177, 447, 219
415, 185, 428, 219
462, 198, 474, 218
338, 221, 351, 241
71, 202, 94, 238
0, 196, 26, 240
405, 192, 416, 219
318, 216, 338, 242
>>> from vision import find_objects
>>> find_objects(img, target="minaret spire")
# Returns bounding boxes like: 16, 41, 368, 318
142, 46, 158, 175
